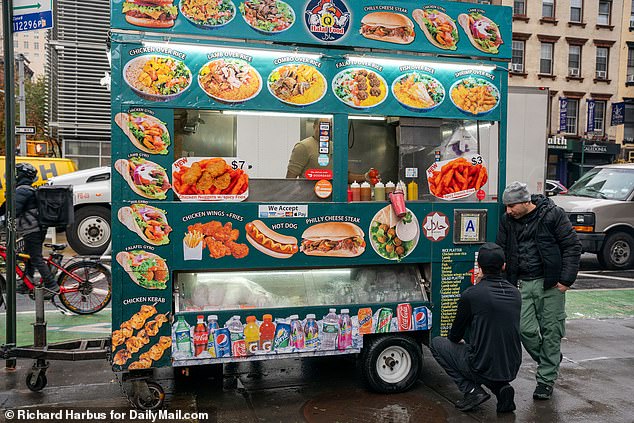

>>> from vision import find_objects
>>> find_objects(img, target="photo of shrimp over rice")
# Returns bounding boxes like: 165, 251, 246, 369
268, 64, 326, 106
198, 58, 262, 102
450, 77, 499, 115
392, 72, 445, 110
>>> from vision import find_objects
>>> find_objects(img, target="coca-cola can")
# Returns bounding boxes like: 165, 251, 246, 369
397, 303, 412, 331
232, 339, 246, 357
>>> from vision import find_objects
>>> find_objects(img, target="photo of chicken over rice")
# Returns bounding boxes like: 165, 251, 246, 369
267, 64, 326, 106
198, 58, 262, 103
124, 55, 192, 101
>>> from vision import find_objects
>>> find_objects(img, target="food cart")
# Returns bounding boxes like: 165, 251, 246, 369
109, 0, 512, 409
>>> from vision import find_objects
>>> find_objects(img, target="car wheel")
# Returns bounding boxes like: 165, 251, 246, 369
599, 232, 634, 270
66, 206, 111, 256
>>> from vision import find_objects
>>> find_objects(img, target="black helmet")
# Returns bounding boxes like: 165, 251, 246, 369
16, 163, 38, 183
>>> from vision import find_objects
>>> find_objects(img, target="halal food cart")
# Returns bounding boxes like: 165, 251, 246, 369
109, 0, 512, 408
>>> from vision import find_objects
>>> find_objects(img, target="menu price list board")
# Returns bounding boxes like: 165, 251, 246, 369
437, 247, 472, 337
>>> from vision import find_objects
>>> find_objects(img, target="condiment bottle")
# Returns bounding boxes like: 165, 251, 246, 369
351, 181, 361, 202
374, 181, 386, 201
407, 180, 418, 201
397, 181, 407, 198
360, 181, 372, 201
385, 181, 396, 197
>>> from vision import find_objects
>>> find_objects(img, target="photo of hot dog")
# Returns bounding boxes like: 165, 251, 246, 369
301, 222, 365, 258
245, 220, 298, 259
360, 12, 415, 45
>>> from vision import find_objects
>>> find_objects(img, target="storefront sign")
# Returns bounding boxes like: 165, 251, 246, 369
547, 136, 568, 149
586, 99, 595, 133
611, 102, 625, 126
559, 98, 568, 133
583, 143, 608, 154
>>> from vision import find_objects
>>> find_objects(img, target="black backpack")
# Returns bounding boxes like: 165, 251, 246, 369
35, 185, 74, 227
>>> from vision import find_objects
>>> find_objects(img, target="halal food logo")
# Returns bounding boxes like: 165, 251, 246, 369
423, 212, 449, 242
305, 0, 351, 42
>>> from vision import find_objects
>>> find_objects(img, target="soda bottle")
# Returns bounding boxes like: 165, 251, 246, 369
338, 309, 352, 350
207, 315, 219, 358
173, 315, 192, 357
321, 309, 339, 350
289, 314, 304, 350
259, 314, 276, 353
227, 315, 246, 357
304, 314, 319, 349
244, 316, 260, 355
193, 315, 208, 357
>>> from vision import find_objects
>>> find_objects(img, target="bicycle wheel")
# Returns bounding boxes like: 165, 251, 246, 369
58, 261, 112, 315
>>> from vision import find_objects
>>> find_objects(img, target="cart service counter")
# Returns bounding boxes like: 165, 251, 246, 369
109, 0, 512, 406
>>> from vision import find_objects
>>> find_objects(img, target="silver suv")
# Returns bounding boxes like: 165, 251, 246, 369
552, 164, 634, 269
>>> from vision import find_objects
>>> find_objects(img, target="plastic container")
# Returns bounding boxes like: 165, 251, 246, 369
321, 308, 340, 350
244, 315, 260, 355
304, 314, 319, 349
227, 315, 246, 357
259, 314, 276, 352
206, 315, 220, 357
338, 309, 352, 350
290, 314, 305, 349
193, 315, 208, 357
350, 181, 361, 202
173, 315, 192, 357
385, 181, 396, 197
360, 181, 372, 201
374, 181, 385, 201
407, 180, 418, 201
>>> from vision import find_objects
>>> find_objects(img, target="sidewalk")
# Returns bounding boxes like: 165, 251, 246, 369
0, 318, 632, 422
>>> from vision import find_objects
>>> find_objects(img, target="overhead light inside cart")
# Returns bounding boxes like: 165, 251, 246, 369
141, 41, 323, 60
344, 55, 496, 73
222, 111, 332, 119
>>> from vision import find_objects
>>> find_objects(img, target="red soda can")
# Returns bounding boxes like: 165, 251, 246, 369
375, 308, 393, 333
232, 339, 247, 357
397, 303, 412, 331
193, 315, 208, 357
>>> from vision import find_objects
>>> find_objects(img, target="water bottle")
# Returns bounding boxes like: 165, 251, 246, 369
338, 309, 352, 350
321, 308, 340, 350
173, 315, 192, 357
227, 315, 246, 357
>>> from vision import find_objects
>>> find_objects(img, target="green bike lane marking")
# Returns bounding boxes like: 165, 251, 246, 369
0, 309, 111, 346
0, 289, 632, 346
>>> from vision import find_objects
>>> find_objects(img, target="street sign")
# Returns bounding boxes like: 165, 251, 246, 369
12, 0, 53, 32
15, 126, 36, 135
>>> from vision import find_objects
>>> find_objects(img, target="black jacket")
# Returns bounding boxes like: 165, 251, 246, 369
448, 275, 522, 382
497, 194, 581, 289
0, 175, 40, 235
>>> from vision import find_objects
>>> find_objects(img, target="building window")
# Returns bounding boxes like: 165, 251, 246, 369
34, 42, 39, 49
540, 42, 554, 74
570, 0, 583, 22
627, 47, 634, 83
543, 0, 555, 18
598, 0, 611, 25
596, 47, 608, 79
568, 45, 581, 76
23, 41, 28, 48
631, 0, 634, 27
512, 40, 525, 72
514, 0, 526, 15
593, 100, 606, 134
566, 99, 579, 134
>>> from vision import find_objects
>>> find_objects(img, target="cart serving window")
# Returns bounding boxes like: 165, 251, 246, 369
109, 0, 512, 405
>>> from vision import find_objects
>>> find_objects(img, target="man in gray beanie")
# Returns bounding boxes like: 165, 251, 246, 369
496, 181, 581, 400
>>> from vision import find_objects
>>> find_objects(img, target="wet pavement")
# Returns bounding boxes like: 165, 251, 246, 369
1, 318, 633, 423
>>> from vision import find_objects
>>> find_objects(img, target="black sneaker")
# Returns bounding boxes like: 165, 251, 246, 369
533, 383, 553, 400
456, 387, 491, 412
496, 384, 516, 413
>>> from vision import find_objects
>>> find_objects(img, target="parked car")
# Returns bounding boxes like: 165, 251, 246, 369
552, 164, 634, 269
546, 179, 568, 196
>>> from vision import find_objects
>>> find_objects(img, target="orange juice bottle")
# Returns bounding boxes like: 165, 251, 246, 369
244, 316, 260, 355
358, 308, 373, 335
259, 314, 276, 352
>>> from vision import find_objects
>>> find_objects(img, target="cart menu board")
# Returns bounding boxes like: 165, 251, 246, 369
112, 41, 504, 121
111, 0, 512, 60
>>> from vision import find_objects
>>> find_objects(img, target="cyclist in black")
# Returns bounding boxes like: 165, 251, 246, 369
0, 163, 60, 299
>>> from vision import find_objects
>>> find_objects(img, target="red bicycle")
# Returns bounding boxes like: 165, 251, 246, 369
0, 242, 112, 314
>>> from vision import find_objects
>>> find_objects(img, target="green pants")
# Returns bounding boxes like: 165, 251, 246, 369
520, 278, 566, 386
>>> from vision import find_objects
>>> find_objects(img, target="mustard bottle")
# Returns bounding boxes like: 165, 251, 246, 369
407, 180, 418, 201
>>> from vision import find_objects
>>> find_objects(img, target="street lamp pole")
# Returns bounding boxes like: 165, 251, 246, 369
2, 0, 18, 369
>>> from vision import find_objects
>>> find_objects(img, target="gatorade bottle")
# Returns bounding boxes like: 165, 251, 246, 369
244, 316, 260, 355
206, 315, 219, 357
259, 314, 276, 353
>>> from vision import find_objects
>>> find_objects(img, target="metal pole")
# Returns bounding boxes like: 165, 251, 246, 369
581, 139, 586, 179
2, 0, 18, 369
17, 54, 26, 156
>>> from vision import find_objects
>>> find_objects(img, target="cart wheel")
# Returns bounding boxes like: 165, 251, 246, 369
134, 381, 165, 410
361, 335, 422, 394
26, 371, 47, 392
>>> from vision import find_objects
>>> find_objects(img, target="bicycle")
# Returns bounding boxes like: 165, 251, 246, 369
0, 242, 112, 314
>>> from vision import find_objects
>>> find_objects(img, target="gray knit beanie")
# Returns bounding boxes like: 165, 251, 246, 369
502, 181, 531, 205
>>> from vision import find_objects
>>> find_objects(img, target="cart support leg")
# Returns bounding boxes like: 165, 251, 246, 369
34, 286, 47, 348
132, 380, 153, 404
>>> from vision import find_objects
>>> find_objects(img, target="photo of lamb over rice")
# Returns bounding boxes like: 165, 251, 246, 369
124, 55, 192, 102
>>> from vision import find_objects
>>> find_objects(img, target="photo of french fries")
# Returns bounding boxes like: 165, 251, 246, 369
172, 157, 249, 202
450, 77, 499, 115
427, 156, 488, 200
184, 230, 204, 248
111, 304, 170, 369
